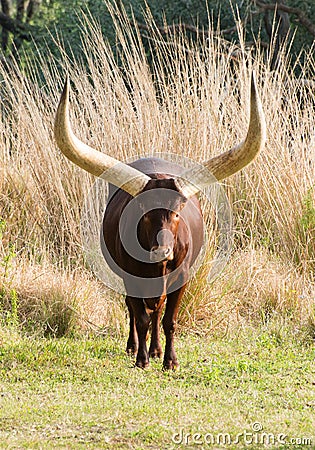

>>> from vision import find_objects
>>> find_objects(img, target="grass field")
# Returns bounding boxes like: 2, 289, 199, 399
0, 327, 314, 449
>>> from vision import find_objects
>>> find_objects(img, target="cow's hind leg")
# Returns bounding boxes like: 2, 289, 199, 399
125, 296, 138, 356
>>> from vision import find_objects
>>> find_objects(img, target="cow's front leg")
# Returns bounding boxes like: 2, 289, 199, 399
125, 296, 138, 356
130, 299, 151, 368
162, 284, 186, 370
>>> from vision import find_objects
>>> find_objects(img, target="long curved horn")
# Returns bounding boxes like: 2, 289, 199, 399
54, 76, 151, 196
175, 72, 266, 198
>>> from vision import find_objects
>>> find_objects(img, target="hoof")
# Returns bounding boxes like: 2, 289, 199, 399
149, 347, 163, 359
135, 359, 150, 369
163, 360, 179, 371
126, 345, 138, 356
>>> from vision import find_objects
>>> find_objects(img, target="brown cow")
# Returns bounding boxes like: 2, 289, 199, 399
54, 73, 265, 369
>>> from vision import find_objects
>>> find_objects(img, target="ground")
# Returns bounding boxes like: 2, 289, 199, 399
0, 328, 314, 449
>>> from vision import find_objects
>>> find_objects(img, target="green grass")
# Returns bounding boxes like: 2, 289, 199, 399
0, 328, 314, 449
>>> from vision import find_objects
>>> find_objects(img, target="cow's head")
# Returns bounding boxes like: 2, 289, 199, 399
136, 178, 188, 263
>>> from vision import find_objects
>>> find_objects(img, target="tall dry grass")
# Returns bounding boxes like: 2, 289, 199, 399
0, 2, 314, 338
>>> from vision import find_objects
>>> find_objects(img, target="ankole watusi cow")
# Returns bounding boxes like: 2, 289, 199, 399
54, 72, 266, 369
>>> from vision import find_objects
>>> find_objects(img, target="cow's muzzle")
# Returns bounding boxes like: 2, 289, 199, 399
150, 245, 174, 262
